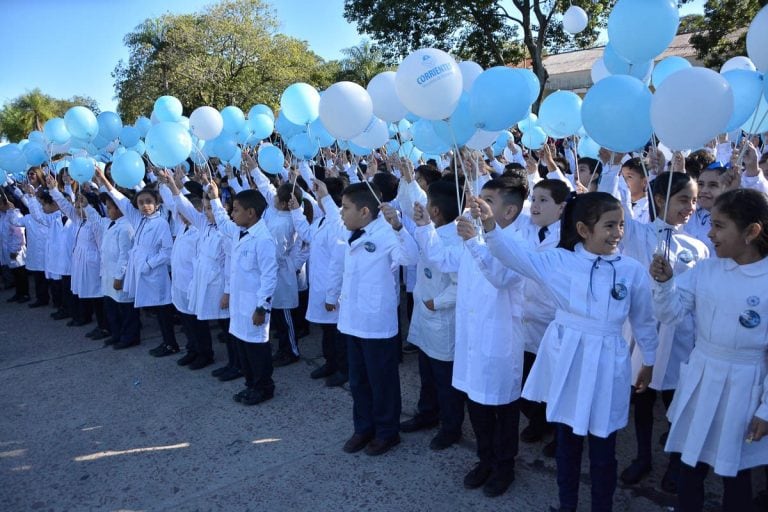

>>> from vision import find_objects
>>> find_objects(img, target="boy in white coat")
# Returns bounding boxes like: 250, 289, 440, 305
208, 180, 278, 406
0, 195, 28, 303
332, 182, 419, 457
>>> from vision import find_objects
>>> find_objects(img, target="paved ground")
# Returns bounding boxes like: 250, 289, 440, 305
0, 286, 729, 511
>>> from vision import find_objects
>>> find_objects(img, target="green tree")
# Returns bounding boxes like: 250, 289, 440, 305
677, 13, 705, 34
338, 39, 390, 85
0, 89, 99, 142
113, 0, 337, 121
690, 0, 768, 69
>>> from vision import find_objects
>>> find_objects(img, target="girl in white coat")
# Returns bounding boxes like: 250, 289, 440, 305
479, 191, 659, 512
8, 183, 49, 307
650, 188, 768, 512
94, 167, 178, 357
0, 196, 28, 302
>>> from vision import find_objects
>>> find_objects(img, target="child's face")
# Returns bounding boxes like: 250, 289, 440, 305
27, 171, 39, 186
340, 196, 370, 231
530, 188, 564, 228
621, 167, 648, 200
105, 200, 122, 221
42, 201, 59, 214
480, 188, 518, 228
577, 164, 595, 187
579, 208, 624, 255
655, 181, 697, 226
696, 170, 725, 211
203, 199, 214, 223
231, 199, 255, 228
136, 193, 158, 216
708, 206, 747, 260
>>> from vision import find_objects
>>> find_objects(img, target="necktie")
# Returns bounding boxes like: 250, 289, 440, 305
348, 228, 365, 245
538, 226, 548, 243
108, 221, 116, 229
318, 217, 325, 228
184, 225, 189, 234
61, 215, 68, 225
239, 230, 248, 240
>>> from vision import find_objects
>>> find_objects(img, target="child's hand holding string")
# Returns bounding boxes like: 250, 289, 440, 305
412, 202, 431, 227
469, 195, 495, 233
380, 203, 403, 231
747, 416, 768, 443
287, 195, 300, 211
650, 255, 673, 283
456, 216, 477, 241
45, 174, 56, 190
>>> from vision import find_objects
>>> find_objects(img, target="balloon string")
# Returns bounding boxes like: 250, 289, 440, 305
637, 155, 659, 226
353, 154, 382, 206
737, 106, 768, 167
447, 125, 468, 220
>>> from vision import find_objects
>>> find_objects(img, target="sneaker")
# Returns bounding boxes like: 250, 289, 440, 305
325, 372, 348, 388
463, 462, 493, 489
429, 431, 461, 451
188, 355, 214, 370
177, 352, 198, 366
342, 432, 373, 454
364, 435, 400, 456
402, 342, 419, 354
620, 458, 652, 485
272, 351, 299, 367
483, 468, 515, 497
149, 344, 180, 357
400, 416, 439, 433
241, 388, 274, 405
310, 364, 335, 380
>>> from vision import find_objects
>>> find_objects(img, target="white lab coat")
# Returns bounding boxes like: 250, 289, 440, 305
174, 195, 230, 321
290, 195, 346, 324
109, 189, 173, 308
211, 198, 278, 343
653, 256, 768, 476
415, 221, 525, 405
90, 215, 134, 303
683, 208, 714, 254
29, 201, 74, 279
51, 189, 101, 298
334, 215, 419, 340
170, 224, 199, 314
486, 233, 659, 438
8, 209, 44, 271
0, 211, 25, 268
408, 222, 460, 362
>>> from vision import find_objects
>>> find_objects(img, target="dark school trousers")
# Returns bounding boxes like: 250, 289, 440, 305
179, 312, 213, 358
144, 304, 178, 348
520, 350, 548, 431
347, 335, 401, 441
235, 338, 274, 392
556, 424, 617, 512
30, 270, 49, 304
415, 348, 465, 438
632, 388, 675, 463
320, 323, 347, 375
103, 297, 140, 344
467, 398, 519, 474
11, 266, 29, 297
678, 462, 753, 512
272, 308, 299, 356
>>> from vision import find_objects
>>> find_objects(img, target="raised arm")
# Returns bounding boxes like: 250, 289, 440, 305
207, 179, 239, 238
94, 166, 142, 226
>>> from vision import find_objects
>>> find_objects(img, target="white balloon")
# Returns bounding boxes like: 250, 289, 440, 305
458, 61, 483, 92
747, 4, 768, 72
319, 82, 373, 140
591, 58, 610, 84
189, 106, 224, 141
395, 48, 463, 120
367, 72, 408, 122
651, 67, 734, 151
465, 129, 501, 150
352, 117, 390, 150
721, 56, 758, 74
563, 5, 589, 34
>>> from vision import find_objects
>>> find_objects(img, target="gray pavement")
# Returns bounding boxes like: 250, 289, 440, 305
0, 286, 724, 511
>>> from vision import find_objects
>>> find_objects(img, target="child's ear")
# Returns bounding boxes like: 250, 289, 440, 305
745, 222, 763, 245
575, 220, 590, 240
503, 203, 520, 221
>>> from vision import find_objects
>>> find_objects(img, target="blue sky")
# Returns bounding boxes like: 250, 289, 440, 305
0, 0, 705, 114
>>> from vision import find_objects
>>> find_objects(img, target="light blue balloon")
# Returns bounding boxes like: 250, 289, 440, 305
248, 104, 275, 122
212, 134, 238, 161
337, 140, 350, 151
69, 137, 90, 151
0, 144, 28, 173
288, 132, 320, 160
220, 106, 246, 135
539, 91, 583, 138
492, 131, 514, 156
112, 147, 127, 160
97, 111, 123, 141
120, 126, 141, 148
28, 130, 47, 145
280, 83, 320, 125
44, 118, 70, 144
237, 128, 252, 146
513, 68, 541, 105
742, 96, 768, 134
154, 96, 183, 123
135, 116, 152, 137
469, 66, 531, 131
581, 74, 653, 153
723, 70, 764, 132
412, 119, 451, 154
69, 156, 95, 184
64, 106, 98, 141
275, 111, 305, 139
603, 44, 653, 80
111, 150, 146, 188
388, 123, 398, 138
577, 136, 601, 159
178, 116, 190, 130
92, 135, 110, 150
404, 112, 419, 123
22, 142, 47, 166
145, 122, 193, 168
0, 169, 6, 184
608, 0, 679, 64
433, 93, 475, 146
348, 141, 370, 157
652, 56, 691, 88
247, 114, 274, 140
385, 139, 400, 154
130, 140, 146, 155
258, 145, 285, 175
521, 127, 548, 150
518, 113, 538, 133
308, 118, 336, 148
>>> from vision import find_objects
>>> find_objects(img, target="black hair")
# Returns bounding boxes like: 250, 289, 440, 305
186, 194, 204, 211
415, 165, 441, 186
649, 172, 694, 222
621, 157, 646, 175
440, 173, 465, 193
234, 189, 267, 218
323, 177, 345, 207
426, 180, 460, 223
686, 149, 716, 179
482, 176, 526, 209
714, 188, 768, 257
558, 192, 622, 251
276, 183, 302, 204
578, 157, 599, 175
36, 188, 54, 205
372, 172, 399, 202
342, 182, 381, 218
82, 191, 103, 215
99, 192, 117, 208
698, 166, 728, 178
504, 162, 525, 172
533, 179, 571, 204
426, 158, 438, 168
499, 167, 530, 200
133, 186, 161, 208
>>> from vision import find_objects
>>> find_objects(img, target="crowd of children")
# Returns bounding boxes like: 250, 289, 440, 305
1, 131, 768, 511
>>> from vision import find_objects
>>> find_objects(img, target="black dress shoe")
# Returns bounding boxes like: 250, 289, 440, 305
483, 468, 515, 497
51, 310, 70, 320
402, 341, 419, 354
400, 416, 439, 433
16, 295, 30, 304
295, 328, 310, 339
113, 339, 140, 350
325, 372, 348, 388
218, 367, 243, 381
342, 432, 374, 453
463, 462, 493, 489
241, 388, 274, 405
365, 435, 400, 456
272, 351, 299, 367
188, 355, 214, 370
67, 319, 90, 327
520, 423, 545, 443
542, 438, 557, 458
233, 388, 250, 403
149, 344, 180, 357
28, 301, 48, 308
5, 295, 19, 303
429, 431, 461, 451
85, 327, 102, 338
211, 365, 230, 377
310, 364, 335, 379
177, 352, 198, 366
91, 329, 111, 341
620, 458, 652, 485
661, 456, 681, 494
